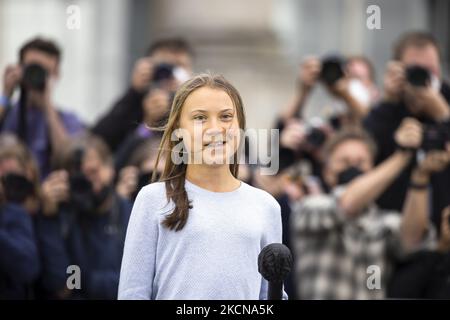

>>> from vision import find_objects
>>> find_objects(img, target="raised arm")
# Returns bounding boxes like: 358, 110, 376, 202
401, 146, 450, 251
340, 118, 422, 217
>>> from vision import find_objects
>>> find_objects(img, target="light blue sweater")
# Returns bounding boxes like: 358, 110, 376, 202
118, 179, 284, 300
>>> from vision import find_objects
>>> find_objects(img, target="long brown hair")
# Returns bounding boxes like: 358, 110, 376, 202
153, 73, 246, 231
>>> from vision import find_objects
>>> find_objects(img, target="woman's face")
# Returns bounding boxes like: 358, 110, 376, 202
177, 87, 241, 167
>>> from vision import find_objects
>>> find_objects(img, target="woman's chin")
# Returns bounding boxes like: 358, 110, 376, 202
201, 152, 236, 166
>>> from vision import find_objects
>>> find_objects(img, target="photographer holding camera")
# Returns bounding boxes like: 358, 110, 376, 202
92, 38, 193, 153
35, 134, 132, 299
0, 134, 40, 299
113, 85, 170, 172
279, 54, 377, 126
0, 38, 85, 178
291, 121, 450, 299
277, 54, 377, 173
363, 31, 450, 231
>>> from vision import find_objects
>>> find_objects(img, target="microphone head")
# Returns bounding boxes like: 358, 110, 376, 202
258, 243, 293, 282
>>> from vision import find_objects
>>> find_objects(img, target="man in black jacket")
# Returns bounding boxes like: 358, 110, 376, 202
364, 31, 450, 231
91, 38, 193, 153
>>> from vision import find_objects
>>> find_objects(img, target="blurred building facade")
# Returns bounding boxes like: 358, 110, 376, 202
0, 0, 449, 129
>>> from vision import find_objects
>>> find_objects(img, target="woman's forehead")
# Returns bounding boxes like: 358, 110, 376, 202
182, 87, 234, 112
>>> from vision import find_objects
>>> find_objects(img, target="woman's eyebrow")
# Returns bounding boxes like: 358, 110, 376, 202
190, 109, 207, 114
190, 107, 234, 114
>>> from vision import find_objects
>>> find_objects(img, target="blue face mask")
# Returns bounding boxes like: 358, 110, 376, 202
337, 166, 364, 185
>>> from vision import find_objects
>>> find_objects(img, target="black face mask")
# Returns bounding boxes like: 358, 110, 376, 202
1, 173, 35, 204
337, 166, 364, 186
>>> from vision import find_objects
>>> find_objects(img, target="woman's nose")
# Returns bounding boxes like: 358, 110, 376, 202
204, 118, 224, 136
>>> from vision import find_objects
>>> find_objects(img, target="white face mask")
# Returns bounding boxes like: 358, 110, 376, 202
431, 74, 441, 92
173, 67, 191, 84
348, 78, 371, 107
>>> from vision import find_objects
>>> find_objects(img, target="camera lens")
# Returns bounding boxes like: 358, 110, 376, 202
22, 63, 48, 92
320, 56, 345, 86
405, 65, 430, 87
153, 63, 175, 83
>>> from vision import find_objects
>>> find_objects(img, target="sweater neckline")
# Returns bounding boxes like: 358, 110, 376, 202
184, 178, 244, 196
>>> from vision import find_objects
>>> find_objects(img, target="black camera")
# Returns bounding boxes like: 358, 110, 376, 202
406, 65, 430, 87
421, 123, 450, 151
319, 56, 345, 86
67, 148, 99, 215
1, 173, 35, 204
153, 63, 175, 83
306, 127, 327, 148
304, 118, 328, 149
22, 63, 48, 92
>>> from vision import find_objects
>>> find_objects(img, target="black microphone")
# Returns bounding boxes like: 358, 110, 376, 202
258, 243, 293, 300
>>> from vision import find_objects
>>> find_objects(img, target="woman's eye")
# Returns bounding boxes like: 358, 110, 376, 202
221, 114, 233, 121
193, 115, 206, 121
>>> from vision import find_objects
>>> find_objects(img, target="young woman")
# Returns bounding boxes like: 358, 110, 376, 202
118, 74, 283, 300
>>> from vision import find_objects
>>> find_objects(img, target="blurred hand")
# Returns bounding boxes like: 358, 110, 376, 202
383, 61, 405, 102
404, 84, 450, 121
411, 144, 450, 185
438, 206, 450, 253
41, 170, 69, 216
416, 147, 450, 176
2, 64, 22, 98
280, 119, 306, 151
328, 77, 350, 99
299, 56, 320, 92
131, 57, 154, 92
394, 117, 423, 150
116, 166, 139, 200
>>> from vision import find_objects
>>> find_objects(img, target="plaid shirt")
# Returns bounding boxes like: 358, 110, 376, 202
291, 190, 436, 300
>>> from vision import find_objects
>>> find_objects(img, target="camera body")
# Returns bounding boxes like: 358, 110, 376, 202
22, 63, 48, 92
405, 65, 430, 87
152, 63, 175, 83
67, 148, 103, 215
304, 118, 328, 150
306, 126, 327, 148
421, 123, 450, 152
1, 173, 35, 204
319, 56, 345, 86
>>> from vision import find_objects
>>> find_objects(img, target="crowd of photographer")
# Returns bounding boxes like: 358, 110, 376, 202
272, 31, 450, 299
0, 37, 191, 299
0, 31, 449, 299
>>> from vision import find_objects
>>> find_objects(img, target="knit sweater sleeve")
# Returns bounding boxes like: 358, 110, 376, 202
118, 184, 162, 300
